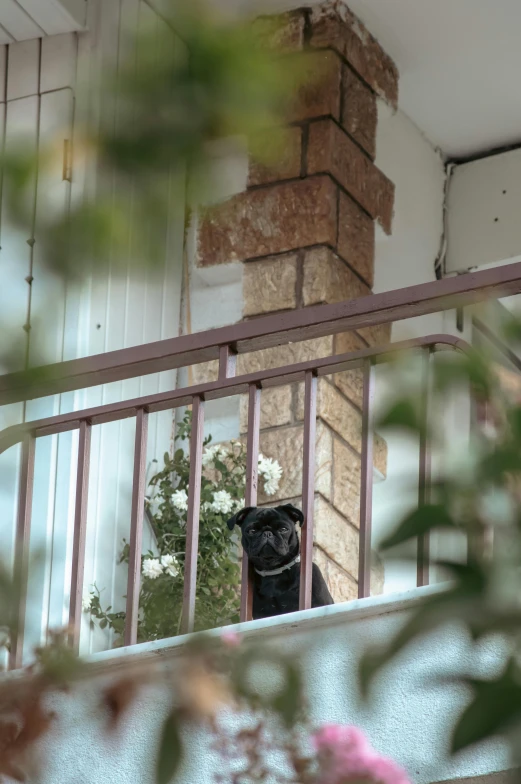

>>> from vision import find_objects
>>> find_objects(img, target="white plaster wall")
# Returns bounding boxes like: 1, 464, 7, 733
32, 589, 512, 784
180, 148, 248, 445
371, 104, 469, 593
373, 101, 446, 336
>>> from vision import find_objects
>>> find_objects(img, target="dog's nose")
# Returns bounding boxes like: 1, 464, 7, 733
263, 530, 273, 538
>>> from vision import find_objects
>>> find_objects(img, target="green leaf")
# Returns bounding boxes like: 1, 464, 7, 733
380, 505, 455, 550
452, 660, 521, 753
272, 660, 302, 728
378, 400, 422, 433
156, 709, 183, 784
479, 447, 521, 483
434, 351, 493, 398
359, 561, 488, 697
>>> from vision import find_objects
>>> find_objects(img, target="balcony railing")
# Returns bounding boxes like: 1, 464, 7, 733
2, 260, 521, 670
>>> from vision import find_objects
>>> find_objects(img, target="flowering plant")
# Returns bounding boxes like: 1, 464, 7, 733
312, 725, 410, 784
85, 411, 282, 642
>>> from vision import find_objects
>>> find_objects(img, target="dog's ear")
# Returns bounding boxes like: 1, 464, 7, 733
226, 506, 255, 531
277, 503, 304, 527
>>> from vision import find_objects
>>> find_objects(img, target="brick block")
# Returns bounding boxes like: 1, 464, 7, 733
252, 10, 305, 52
296, 377, 387, 476
314, 541, 383, 600
257, 421, 333, 505
337, 191, 375, 286
307, 119, 394, 234
248, 127, 302, 187
297, 377, 362, 453
313, 545, 358, 602
332, 436, 361, 526
302, 246, 370, 307
292, 50, 342, 123
243, 254, 298, 317
374, 434, 388, 478
237, 336, 334, 376
190, 360, 218, 386
332, 331, 366, 408
357, 320, 392, 349
309, 4, 398, 107
313, 495, 359, 576
342, 65, 377, 159
197, 176, 338, 266
239, 384, 293, 433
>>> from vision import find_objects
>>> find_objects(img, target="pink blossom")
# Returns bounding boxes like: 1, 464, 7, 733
221, 630, 241, 648
311, 725, 411, 784
313, 725, 370, 754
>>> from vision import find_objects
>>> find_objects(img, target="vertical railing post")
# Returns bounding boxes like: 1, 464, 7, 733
180, 396, 205, 634
68, 420, 92, 650
358, 360, 375, 599
469, 392, 494, 562
240, 384, 261, 623
218, 345, 237, 381
9, 434, 36, 670
417, 349, 432, 586
299, 371, 317, 611
124, 408, 149, 646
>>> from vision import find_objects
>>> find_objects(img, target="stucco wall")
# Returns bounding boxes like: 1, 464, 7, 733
370, 104, 472, 593
32, 588, 511, 784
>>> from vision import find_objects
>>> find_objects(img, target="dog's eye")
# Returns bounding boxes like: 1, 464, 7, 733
248, 529, 257, 535
280, 526, 288, 533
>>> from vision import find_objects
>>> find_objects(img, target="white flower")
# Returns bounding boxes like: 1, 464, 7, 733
142, 558, 163, 580
172, 488, 188, 511
258, 456, 282, 496
82, 591, 93, 612
161, 554, 180, 578
210, 490, 235, 515
234, 497, 245, 511
202, 444, 228, 467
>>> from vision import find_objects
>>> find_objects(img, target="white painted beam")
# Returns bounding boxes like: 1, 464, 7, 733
446, 147, 521, 274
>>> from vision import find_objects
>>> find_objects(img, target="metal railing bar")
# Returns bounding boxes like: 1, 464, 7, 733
124, 409, 149, 646
240, 384, 261, 623
180, 396, 205, 635
0, 335, 470, 456
417, 348, 432, 587
218, 345, 237, 380
299, 371, 317, 611
68, 420, 92, 650
469, 395, 495, 563
1, 260, 519, 406
9, 434, 36, 670
358, 360, 375, 599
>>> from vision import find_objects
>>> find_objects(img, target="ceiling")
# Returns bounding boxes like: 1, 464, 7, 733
3, 0, 521, 160
341, 0, 521, 160
0, 0, 86, 43
246, 0, 521, 160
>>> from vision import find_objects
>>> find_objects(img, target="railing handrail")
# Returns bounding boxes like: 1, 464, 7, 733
1, 261, 520, 406
2, 331, 470, 667
0, 334, 469, 455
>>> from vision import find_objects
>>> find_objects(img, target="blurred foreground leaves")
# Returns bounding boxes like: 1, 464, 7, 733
361, 312, 521, 763
3, 0, 304, 283
0, 0, 306, 379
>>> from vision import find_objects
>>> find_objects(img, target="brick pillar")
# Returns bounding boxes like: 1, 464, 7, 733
197, 1, 397, 601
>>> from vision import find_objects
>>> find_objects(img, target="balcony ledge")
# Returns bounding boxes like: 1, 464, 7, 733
14, 582, 514, 784
87, 583, 449, 673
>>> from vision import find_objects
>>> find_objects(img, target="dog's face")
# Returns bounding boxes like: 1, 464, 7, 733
227, 504, 304, 570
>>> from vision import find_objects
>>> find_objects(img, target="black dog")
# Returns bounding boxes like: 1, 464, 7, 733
227, 504, 333, 620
